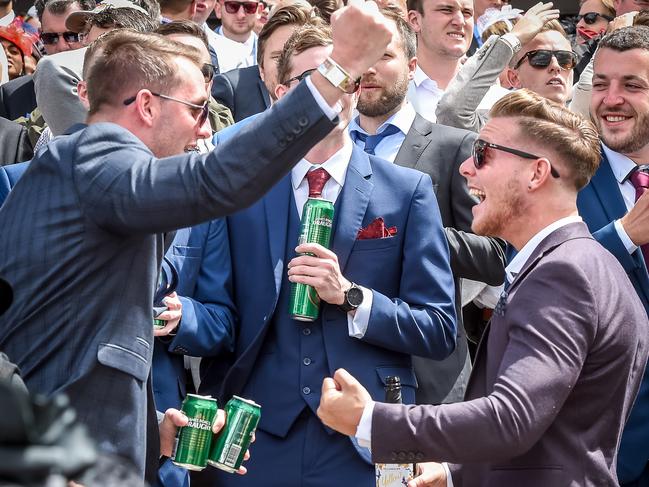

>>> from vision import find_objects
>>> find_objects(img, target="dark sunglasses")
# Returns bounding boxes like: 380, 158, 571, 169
40, 31, 80, 45
223, 1, 259, 14
123, 92, 210, 126
576, 12, 614, 24
202, 63, 216, 83
513, 49, 578, 70
472, 139, 560, 178
284, 68, 316, 86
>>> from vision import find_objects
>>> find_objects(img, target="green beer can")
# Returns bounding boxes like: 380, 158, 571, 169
207, 396, 261, 473
171, 394, 218, 471
289, 197, 335, 321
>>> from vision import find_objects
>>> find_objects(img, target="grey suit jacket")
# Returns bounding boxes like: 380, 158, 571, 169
0, 117, 33, 164
0, 81, 336, 478
394, 115, 505, 404
436, 35, 513, 133
371, 222, 649, 486
33, 47, 86, 136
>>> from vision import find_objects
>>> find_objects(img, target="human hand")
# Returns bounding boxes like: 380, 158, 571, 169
317, 368, 372, 436
287, 243, 351, 306
158, 408, 252, 474
620, 190, 649, 247
153, 292, 182, 337
511, 2, 560, 45
328, 0, 393, 80
408, 462, 448, 487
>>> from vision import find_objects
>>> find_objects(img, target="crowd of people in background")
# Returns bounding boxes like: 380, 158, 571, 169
1, 0, 649, 485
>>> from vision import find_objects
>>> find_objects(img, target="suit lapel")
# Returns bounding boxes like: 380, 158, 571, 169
332, 147, 374, 271
589, 151, 628, 222
394, 114, 432, 170
264, 174, 292, 296
258, 74, 271, 109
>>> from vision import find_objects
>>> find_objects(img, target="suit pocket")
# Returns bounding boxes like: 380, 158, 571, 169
486, 466, 566, 487
352, 237, 399, 252
172, 245, 202, 258
97, 343, 149, 382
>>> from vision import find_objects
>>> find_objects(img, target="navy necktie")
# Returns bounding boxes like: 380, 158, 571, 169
351, 124, 400, 155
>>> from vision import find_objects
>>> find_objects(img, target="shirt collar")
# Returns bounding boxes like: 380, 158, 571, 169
348, 103, 416, 139
505, 215, 583, 283
602, 144, 641, 183
291, 136, 353, 190
413, 65, 440, 90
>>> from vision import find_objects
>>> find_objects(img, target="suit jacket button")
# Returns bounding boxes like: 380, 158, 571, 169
298, 116, 308, 127
397, 452, 407, 461
302, 328, 311, 336
407, 453, 415, 461
416, 452, 424, 461
293, 126, 302, 135
279, 140, 288, 148
390, 452, 398, 461
302, 386, 311, 395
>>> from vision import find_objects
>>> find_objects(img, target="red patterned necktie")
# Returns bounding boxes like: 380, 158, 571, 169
306, 168, 331, 198
629, 167, 649, 266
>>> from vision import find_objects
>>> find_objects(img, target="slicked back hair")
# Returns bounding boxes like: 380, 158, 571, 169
85, 30, 203, 115
156, 20, 209, 49
489, 89, 600, 190
276, 22, 332, 85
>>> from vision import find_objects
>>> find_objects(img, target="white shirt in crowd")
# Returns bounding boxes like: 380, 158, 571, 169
407, 65, 444, 123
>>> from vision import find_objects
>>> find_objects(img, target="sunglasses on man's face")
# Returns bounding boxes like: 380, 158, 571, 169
202, 63, 216, 83
472, 139, 560, 178
40, 31, 80, 45
576, 12, 614, 24
284, 68, 316, 86
513, 49, 578, 70
124, 92, 210, 127
223, 1, 259, 14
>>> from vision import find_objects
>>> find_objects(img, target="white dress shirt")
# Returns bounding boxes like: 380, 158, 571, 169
0, 10, 15, 26
216, 26, 258, 67
204, 25, 248, 73
602, 144, 640, 254
355, 215, 584, 487
290, 135, 373, 337
407, 65, 444, 123
348, 103, 416, 163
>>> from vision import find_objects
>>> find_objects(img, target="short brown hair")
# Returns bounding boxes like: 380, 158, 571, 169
381, 5, 416, 59
489, 89, 600, 190
85, 30, 203, 115
276, 23, 332, 85
156, 20, 209, 49
257, 1, 319, 66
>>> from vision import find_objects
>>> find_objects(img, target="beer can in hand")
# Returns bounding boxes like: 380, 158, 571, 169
172, 394, 219, 471
289, 197, 335, 321
207, 396, 261, 473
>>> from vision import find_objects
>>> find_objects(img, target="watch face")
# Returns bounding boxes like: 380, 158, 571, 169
347, 286, 364, 307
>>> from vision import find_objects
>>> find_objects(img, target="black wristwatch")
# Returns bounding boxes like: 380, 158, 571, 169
339, 282, 364, 313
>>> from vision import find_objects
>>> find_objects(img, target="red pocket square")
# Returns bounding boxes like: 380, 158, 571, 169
357, 217, 397, 240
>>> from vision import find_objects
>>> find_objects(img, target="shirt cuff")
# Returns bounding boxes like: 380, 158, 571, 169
443, 463, 454, 487
347, 286, 373, 338
500, 32, 521, 54
305, 75, 341, 121
355, 400, 375, 449
614, 219, 639, 254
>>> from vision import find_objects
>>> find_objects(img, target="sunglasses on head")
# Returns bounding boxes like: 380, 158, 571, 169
472, 139, 560, 178
223, 1, 259, 14
124, 92, 210, 127
513, 49, 578, 70
284, 68, 316, 86
202, 63, 216, 83
576, 12, 614, 24
40, 31, 80, 45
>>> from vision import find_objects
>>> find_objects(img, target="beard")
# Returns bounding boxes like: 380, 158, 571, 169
357, 72, 409, 118
472, 176, 526, 238
594, 108, 649, 154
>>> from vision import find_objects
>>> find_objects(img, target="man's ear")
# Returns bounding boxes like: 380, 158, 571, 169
77, 80, 90, 110
505, 67, 523, 89
275, 82, 288, 100
407, 9, 422, 34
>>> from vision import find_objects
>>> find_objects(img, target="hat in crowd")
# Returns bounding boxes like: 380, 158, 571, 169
66, 0, 149, 33
0, 20, 35, 57
0, 277, 13, 316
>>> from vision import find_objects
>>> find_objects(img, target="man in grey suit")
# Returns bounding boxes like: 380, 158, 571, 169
0, 9, 392, 480
348, 6, 505, 405
318, 89, 649, 487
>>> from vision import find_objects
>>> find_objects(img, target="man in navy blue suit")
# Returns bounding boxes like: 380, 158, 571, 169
194, 22, 456, 487
578, 26, 649, 486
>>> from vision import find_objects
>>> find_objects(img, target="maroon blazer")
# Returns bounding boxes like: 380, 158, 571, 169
371, 222, 649, 486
